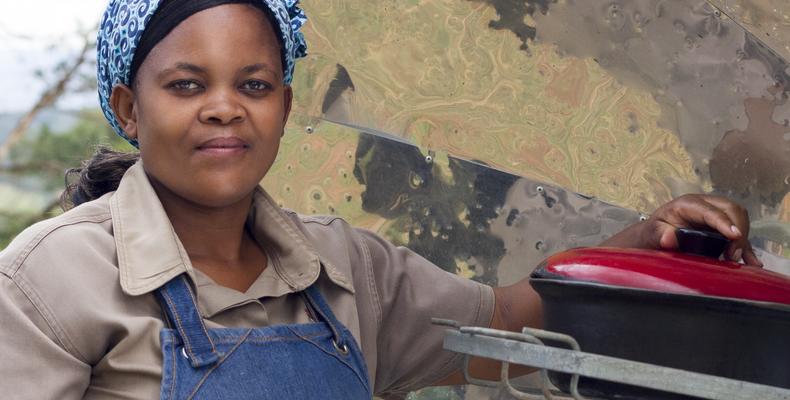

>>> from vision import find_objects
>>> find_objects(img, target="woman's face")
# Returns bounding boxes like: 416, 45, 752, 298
120, 4, 292, 208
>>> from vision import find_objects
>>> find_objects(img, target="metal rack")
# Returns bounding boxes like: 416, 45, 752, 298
432, 319, 790, 400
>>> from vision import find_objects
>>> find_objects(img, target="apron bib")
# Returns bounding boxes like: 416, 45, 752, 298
155, 275, 371, 399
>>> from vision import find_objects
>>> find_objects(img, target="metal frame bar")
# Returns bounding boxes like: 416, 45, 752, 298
440, 325, 790, 400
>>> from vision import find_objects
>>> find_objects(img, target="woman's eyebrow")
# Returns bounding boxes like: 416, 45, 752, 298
240, 63, 279, 77
157, 62, 207, 78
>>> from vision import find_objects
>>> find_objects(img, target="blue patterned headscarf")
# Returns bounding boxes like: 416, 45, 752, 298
96, 0, 308, 147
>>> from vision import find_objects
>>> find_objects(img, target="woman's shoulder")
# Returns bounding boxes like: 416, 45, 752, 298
0, 193, 115, 278
0, 193, 144, 367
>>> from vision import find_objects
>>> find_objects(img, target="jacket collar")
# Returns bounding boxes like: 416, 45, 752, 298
110, 161, 353, 296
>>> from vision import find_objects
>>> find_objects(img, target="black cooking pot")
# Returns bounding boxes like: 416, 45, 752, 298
529, 229, 790, 399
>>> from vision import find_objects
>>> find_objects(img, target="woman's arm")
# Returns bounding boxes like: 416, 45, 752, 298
0, 274, 91, 398
434, 194, 759, 385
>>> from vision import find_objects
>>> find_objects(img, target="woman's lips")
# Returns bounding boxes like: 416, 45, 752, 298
196, 136, 249, 155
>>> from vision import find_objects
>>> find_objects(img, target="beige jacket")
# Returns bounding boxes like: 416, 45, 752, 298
0, 161, 494, 399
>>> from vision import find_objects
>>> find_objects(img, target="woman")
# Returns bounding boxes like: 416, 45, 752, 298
0, 0, 760, 399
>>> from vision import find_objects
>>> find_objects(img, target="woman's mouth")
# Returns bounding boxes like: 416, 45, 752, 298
196, 136, 250, 156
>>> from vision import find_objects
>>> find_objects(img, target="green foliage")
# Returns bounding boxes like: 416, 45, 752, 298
0, 209, 60, 249
0, 110, 132, 248
8, 111, 131, 190
0, 211, 34, 249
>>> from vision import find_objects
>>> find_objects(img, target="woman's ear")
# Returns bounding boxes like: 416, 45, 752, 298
110, 84, 139, 140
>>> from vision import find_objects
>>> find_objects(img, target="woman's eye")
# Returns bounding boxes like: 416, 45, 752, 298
241, 80, 270, 92
169, 80, 201, 91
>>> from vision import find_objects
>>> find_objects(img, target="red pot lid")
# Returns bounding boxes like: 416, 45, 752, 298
535, 247, 790, 306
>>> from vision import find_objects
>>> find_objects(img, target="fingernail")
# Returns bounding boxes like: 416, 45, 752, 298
732, 248, 743, 261
730, 225, 741, 237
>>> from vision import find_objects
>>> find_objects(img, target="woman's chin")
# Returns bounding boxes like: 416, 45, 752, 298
145, 161, 268, 210
195, 178, 261, 207
186, 189, 256, 209
156, 176, 260, 210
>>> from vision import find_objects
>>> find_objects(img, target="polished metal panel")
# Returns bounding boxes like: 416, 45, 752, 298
285, 0, 790, 260
269, 0, 790, 398
266, 118, 640, 286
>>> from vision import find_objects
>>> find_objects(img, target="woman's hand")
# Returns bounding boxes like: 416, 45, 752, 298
602, 194, 762, 266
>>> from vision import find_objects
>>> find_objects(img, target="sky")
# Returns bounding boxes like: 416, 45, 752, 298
0, 1, 107, 113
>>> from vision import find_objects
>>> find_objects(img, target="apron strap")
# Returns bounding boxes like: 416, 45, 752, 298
156, 274, 220, 368
302, 283, 347, 348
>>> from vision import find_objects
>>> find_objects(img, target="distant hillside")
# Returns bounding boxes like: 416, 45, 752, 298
0, 109, 84, 143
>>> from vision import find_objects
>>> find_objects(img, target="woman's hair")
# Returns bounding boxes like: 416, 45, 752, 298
61, 147, 139, 210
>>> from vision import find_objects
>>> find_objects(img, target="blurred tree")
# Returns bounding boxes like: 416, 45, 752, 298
0, 28, 96, 162
0, 22, 130, 249
8, 111, 128, 189
0, 110, 130, 248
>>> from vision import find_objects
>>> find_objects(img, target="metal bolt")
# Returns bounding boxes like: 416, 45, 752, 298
305, 126, 314, 134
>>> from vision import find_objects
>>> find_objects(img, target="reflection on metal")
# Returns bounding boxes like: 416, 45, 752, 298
710, 0, 790, 61
268, 117, 639, 286
289, 0, 790, 260
270, 0, 790, 398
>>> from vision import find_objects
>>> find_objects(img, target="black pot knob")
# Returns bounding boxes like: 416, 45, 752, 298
675, 228, 729, 259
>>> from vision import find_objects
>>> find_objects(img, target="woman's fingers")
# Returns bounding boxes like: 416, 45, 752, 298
650, 194, 762, 267
698, 196, 762, 266
656, 195, 739, 240
699, 195, 749, 236
742, 247, 763, 267
653, 220, 680, 250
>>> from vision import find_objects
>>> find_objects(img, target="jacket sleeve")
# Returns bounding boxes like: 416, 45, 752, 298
357, 228, 495, 398
0, 274, 91, 399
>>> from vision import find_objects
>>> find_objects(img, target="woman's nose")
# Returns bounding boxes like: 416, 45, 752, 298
198, 90, 245, 125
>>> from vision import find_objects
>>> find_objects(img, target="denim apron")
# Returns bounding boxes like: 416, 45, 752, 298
155, 275, 372, 399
